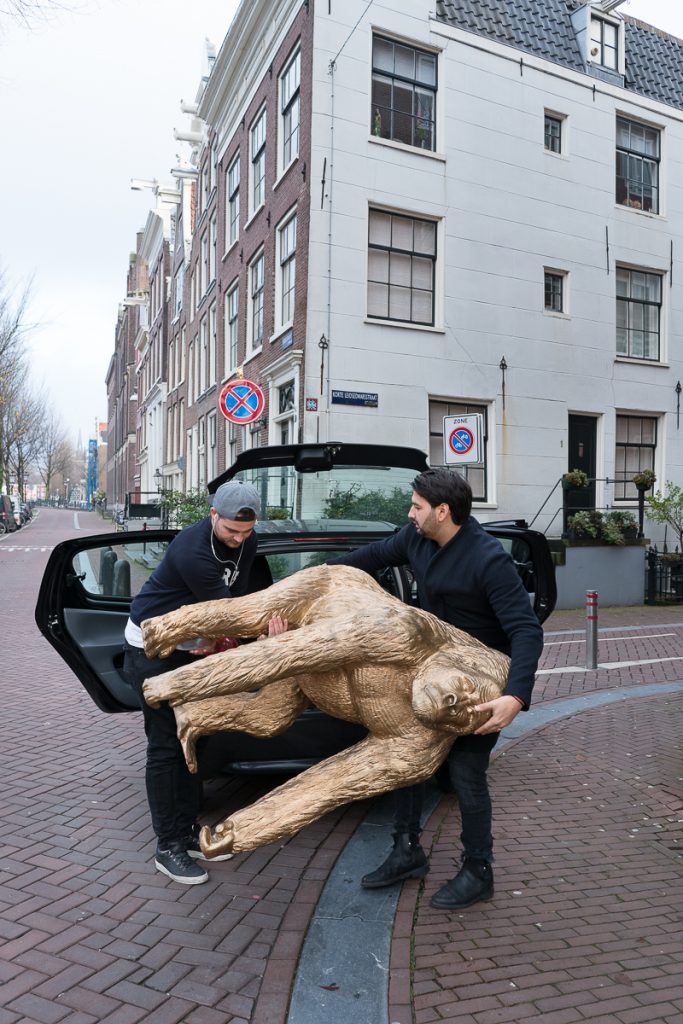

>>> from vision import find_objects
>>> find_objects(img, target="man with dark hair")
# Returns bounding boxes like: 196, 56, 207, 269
123, 480, 279, 884
329, 468, 543, 909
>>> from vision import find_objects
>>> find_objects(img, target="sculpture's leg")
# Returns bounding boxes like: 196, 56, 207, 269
200, 729, 454, 856
174, 680, 310, 772
144, 616, 398, 708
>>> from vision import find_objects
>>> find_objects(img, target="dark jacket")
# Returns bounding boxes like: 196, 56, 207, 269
130, 516, 257, 626
329, 517, 543, 707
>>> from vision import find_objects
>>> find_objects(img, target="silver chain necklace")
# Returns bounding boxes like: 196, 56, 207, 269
210, 521, 245, 588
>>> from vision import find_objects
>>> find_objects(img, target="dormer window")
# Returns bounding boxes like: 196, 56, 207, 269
590, 15, 618, 70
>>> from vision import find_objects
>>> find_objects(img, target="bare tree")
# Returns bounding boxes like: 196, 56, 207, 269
35, 409, 71, 499
0, 271, 33, 492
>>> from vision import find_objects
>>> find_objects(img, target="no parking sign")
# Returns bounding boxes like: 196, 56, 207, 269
443, 414, 483, 466
218, 379, 265, 424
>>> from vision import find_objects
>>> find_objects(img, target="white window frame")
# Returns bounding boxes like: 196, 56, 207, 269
248, 249, 265, 355
428, 398, 490, 503
279, 47, 300, 175
544, 268, 569, 317
226, 153, 240, 250
224, 281, 239, 377
275, 209, 297, 334
367, 206, 439, 328
207, 411, 217, 482
209, 302, 217, 387
250, 108, 266, 216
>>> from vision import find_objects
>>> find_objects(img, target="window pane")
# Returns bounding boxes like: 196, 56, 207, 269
416, 51, 436, 86
389, 284, 411, 320
390, 252, 412, 287
369, 210, 391, 246
373, 36, 394, 73
392, 216, 413, 251
412, 289, 433, 323
368, 249, 389, 282
429, 402, 448, 430
412, 255, 433, 289
413, 219, 436, 255
368, 281, 389, 318
394, 44, 415, 79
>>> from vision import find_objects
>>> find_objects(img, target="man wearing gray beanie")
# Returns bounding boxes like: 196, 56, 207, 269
122, 480, 279, 884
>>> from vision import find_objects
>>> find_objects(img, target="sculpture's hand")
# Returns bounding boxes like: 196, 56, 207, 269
473, 694, 523, 734
200, 820, 234, 858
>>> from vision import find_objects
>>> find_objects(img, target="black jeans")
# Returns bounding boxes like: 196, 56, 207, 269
394, 732, 499, 863
123, 643, 202, 847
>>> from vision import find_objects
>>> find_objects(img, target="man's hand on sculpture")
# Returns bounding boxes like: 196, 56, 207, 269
473, 694, 523, 734
258, 614, 289, 641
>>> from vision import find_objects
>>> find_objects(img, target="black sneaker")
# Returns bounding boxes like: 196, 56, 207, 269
184, 827, 233, 863
154, 842, 209, 884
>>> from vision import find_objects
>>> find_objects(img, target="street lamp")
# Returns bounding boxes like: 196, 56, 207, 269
154, 467, 162, 492
65, 478, 70, 507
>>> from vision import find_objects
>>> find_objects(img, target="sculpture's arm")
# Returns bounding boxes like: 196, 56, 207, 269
144, 616, 405, 708
199, 728, 454, 857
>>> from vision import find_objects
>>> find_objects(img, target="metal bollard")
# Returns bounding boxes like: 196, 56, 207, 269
585, 590, 598, 670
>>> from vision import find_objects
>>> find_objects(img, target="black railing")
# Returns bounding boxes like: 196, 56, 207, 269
645, 547, 683, 604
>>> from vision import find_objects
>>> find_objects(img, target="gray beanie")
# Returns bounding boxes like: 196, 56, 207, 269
211, 480, 261, 520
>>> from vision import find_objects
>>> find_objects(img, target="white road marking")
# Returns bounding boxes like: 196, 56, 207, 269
538, 655, 683, 675
544, 632, 676, 646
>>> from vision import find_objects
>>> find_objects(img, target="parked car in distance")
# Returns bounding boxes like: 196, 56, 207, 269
35, 443, 557, 778
0, 494, 18, 534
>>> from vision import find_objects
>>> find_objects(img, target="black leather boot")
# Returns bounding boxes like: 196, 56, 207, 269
430, 858, 493, 909
361, 832, 429, 889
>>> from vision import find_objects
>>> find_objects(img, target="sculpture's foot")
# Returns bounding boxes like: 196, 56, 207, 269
142, 677, 168, 708
174, 705, 200, 773
200, 821, 235, 859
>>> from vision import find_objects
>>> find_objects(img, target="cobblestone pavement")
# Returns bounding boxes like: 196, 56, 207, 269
2, 510, 682, 1024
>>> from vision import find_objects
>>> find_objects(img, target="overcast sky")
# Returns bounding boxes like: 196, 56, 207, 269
0, 0, 680, 446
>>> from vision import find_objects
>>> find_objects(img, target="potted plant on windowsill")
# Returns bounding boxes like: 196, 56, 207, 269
562, 468, 589, 490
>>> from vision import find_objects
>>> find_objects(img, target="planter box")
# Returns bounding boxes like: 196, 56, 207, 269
554, 543, 646, 609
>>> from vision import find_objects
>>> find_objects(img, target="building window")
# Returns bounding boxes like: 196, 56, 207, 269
278, 212, 296, 329
226, 420, 237, 468
209, 303, 217, 387
590, 16, 618, 70
371, 35, 437, 150
226, 154, 240, 248
616, 267, 662, 361
209, 215, 217, 285
173, 265, 184, 318
280, 48, 300, 169
249, 251, 265, 352
207, 412, 217, 482
544, 113, 562, 153
429, 400, 488, 502
544, 270, 566, 313
250, 109, 266, 214
367, 208, 436, 325
225, 282, 239, 375
615, 415, 657, 501
616, 117, 660, 213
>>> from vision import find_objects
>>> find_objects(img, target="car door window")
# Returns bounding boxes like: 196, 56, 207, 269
72, 540, 173, 599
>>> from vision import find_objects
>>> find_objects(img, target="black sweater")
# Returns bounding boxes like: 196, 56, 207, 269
130, 517, 257, 626
330, 517, 543, 708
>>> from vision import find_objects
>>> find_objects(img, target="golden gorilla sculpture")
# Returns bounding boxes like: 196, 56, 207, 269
142, 564, 509, 859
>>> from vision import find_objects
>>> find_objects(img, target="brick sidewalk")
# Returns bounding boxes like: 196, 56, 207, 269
2, 509, 683, 1024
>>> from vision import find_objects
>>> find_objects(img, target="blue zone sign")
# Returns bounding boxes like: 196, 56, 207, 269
443, 414, 483, 466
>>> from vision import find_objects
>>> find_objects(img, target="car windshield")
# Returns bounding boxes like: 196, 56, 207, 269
231, 461, 417, 529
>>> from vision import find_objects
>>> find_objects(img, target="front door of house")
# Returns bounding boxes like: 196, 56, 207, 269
565, 415, 597, 528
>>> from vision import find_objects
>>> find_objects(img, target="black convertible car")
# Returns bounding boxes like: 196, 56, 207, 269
35, 442, 556, 777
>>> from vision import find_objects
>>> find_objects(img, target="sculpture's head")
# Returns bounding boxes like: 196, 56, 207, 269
411, 654, 498, 735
